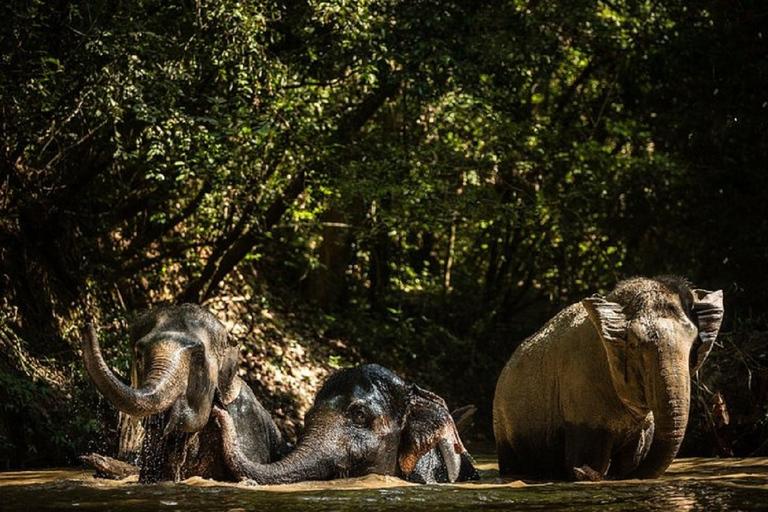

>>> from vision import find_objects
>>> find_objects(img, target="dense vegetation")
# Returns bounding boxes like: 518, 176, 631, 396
1, 0, 766, 468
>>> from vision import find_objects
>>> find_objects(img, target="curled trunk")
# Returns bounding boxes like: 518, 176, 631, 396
81, 324, 188, 418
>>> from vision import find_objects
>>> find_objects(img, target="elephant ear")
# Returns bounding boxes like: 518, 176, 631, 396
690, 289, 725, 373
582, 296, 631, 391
398, 385, 475, 483
217, 334, 243, 404
582, 295, 628, 344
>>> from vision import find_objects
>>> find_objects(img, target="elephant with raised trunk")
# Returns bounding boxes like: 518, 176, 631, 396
213, 364, 479, 484
493, 276, 724, 480
81, 304, 288, 482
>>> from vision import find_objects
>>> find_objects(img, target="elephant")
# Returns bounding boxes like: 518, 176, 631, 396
80, 303, 289, 483
493, 276, 724, 481
212, 363, 480, 484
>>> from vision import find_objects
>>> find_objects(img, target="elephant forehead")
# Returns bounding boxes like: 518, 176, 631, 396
628, 315, 697, 357
317, 365, 404, 399
132, 305, 226, 342
633, 306, 697, 334
321, 384, 389, 411
608, 277, 693, 320
137, 331, 205, 350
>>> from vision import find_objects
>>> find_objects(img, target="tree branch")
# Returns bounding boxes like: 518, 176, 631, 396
179, 80, 401, 303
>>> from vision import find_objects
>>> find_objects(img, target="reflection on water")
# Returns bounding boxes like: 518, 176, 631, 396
1, 457, 768, 511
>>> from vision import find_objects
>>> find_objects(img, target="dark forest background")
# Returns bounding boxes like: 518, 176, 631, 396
1, 0, 767, 469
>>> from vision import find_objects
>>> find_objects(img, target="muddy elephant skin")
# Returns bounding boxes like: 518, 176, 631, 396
214, 363, 479, 484
81, 304, 288, 482
493, 276, 724, 480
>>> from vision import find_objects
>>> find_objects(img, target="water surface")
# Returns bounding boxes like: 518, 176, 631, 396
2, 457, 767, 511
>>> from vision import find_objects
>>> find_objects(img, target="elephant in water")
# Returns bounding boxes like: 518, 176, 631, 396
81, 304, 289, 482
213, 363, 479, 484
493, 276, 724, 480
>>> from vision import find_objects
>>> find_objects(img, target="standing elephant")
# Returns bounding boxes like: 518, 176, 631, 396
493, 276, 724, 480
212, 363, 479, 484
81, 304, 288, 483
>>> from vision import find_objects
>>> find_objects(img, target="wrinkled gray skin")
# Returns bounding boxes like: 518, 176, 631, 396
493, 276, 724, 480
81, 304, 288, 483
213, 364, 479, 484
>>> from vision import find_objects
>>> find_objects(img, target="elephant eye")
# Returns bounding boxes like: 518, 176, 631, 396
665, 302, 683, 318
347, 404, 368, 427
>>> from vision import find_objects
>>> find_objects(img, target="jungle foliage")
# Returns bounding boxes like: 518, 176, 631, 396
1, 0, 767, 467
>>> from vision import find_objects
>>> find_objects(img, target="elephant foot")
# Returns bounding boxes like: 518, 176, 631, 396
573, 465, 604, 482
80, 453, 140, 480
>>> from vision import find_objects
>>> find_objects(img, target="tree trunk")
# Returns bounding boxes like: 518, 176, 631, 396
306, 208, 353, 307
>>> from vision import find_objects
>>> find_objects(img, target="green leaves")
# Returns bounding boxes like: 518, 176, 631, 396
3, 0, 749, 319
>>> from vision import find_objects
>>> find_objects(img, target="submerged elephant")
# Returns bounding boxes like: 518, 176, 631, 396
213, 363, 479, 484
81, 304, 288, 482
493, 276, 724, 480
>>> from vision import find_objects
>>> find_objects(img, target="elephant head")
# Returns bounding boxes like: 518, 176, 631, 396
214, 364, 479, 484
582, 276, 724, 478
81, 304, 239, 436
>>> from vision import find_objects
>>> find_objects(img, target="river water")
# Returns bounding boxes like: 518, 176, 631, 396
1, 457, 767, 511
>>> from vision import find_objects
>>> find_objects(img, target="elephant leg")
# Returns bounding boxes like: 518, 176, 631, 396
499, 432, 569, 480
564, 424, 614, 481
610, 417, 655, 478
496, 441, 521, 476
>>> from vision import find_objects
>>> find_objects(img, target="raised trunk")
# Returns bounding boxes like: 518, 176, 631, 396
81, 325, 188, 418
631, 356, 690, 478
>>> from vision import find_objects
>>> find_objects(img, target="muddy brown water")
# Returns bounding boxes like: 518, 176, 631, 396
1, 457, 767, 511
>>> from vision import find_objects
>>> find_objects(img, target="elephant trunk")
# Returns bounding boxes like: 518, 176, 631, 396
234, 443, 336, 484
216, 407, 338, 484
633, 353, 691, 478
81, 324, 188, 418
